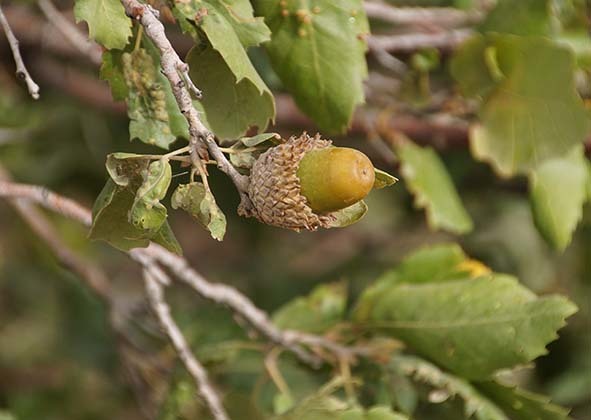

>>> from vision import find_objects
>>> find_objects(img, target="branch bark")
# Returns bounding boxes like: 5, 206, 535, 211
143, 268, 229, 420
0, 169, 110, 301
0, 5, 40, 99
119, 0, 252, 209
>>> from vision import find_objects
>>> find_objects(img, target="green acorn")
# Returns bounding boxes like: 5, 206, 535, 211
239, 133, 375, 231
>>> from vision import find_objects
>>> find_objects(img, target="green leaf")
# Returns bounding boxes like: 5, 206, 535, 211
391, 355, 508, 420
130, 159, 172, 233
172, 0, 275, 140
172, 0, 271, 48
91, 156, 179, 252
479, 0, 551, 36
272, 282, 346, 333
328, 200, 368, 228
74, 0, 131, 49
355, 269, 578, 379
229, 151, 257, 169
100, 50, 128, 101
373, 168, 398, 190
240, 132, 281, 147
449, 36, 498, 98
106, 153, 150, 187
152, 221, 183, 255
586, 159, 591, 200
529, 146, 589, 250
171, 182, 227, 241
123, 48, 189, 149
90, 179, 178, 251
452, 35, 590, 176
556, 31, 591, 70
397, 140, 473, 235
391, 243, 474, 284
0, 411, 16, 420
353, 244, 483, 321
254, 0, 369, 133
476, 380, 571, 420
187, 45, 275, 140
340, 406, 409, 420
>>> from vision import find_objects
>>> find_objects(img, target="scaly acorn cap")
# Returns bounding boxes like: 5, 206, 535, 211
239, 133, 374, 232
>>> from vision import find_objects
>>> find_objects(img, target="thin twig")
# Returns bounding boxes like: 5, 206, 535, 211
37, 0, 102, 65
0, 182, 92, 226
120, 0, 205, 153
0, 181, 319, 366
0, 170, 110, 301
368, 29, 473, 53
0, 181, 378, 370
364, 2, 483, 27
143, 268, 229, 420
138, 243, 322, 367
119, 0, 252, 209
0, 5, 40, 99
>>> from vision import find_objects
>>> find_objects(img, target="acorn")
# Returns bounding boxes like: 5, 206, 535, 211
238, 133, 375, 231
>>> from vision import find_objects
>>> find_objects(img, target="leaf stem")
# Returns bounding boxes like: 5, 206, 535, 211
133, 25, 144, 52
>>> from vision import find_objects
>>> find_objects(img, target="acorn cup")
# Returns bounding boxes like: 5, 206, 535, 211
238, 133, 382, 232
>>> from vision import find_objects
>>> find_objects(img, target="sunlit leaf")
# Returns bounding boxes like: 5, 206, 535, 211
74, 0, 131, 49
254, 0, 368, 133
355, 246, 578, 380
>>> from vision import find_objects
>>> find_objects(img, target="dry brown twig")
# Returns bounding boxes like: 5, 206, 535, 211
0, 5, 40, 99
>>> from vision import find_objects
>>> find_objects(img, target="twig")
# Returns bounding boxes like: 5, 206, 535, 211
138, 243, 322, 367
37, 0, 102, 65
0, 169, 110, 301
120, 0, 205, 154
364, 2, 483, 27
0, 5, 40, 99
119, 0, 252, 209
143, 268, 229, 420
0, 182, 92, 226
0, 181, 382, 371
368, 29, 473, 53
0, 181, 319, 365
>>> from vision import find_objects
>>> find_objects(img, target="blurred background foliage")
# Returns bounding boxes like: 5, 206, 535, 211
0, 0, 590, 419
